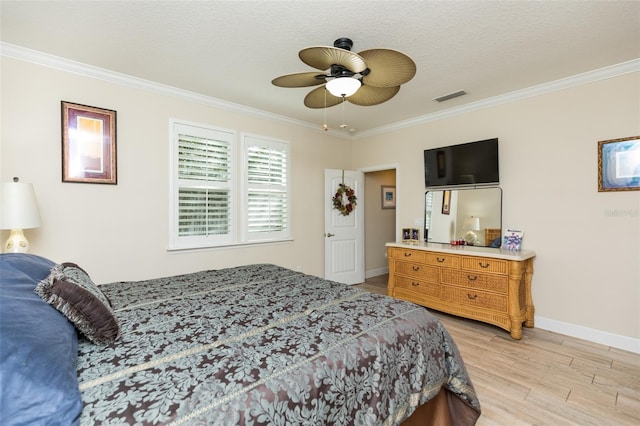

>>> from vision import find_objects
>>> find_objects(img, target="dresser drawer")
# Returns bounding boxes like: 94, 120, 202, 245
395, 262, 439, 282
389, 248, 425, 263
424, 252, 460, 268
387, 243, 534, 340
394, 276, 441, 297
461, 256, 508, 274
441, 269, 508, 294
442, 286, 508, 312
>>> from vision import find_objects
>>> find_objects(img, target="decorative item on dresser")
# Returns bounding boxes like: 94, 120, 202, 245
386, 241, 535, 339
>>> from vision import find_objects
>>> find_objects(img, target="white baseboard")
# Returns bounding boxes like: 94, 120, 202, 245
535, 315, 640, 354
365, 266, 389, 279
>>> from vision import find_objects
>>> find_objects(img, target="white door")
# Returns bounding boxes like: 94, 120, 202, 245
324, 169, 365, 284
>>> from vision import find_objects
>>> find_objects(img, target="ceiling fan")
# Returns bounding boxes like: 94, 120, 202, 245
272, 37, 416, 109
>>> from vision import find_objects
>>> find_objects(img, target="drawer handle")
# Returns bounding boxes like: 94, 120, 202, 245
467, 293, 478, 300
467, 275, 478, 281
403, 252, 412, 257
479, 262, 490, 268
436, 257, 446, 263
412, 266, 420, 271
411, 282, 420, 287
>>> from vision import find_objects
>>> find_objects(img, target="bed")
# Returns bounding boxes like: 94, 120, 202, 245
0, 253, 480, 425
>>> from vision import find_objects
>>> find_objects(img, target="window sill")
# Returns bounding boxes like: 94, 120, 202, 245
167, 238, 294, 253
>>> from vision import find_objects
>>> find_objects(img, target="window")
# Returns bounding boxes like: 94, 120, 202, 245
170, 121, 235, 249
169, 120, 290, 250
243, 135, 290, 242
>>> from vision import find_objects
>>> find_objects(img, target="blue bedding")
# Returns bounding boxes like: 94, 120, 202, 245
0, 254, 82, 426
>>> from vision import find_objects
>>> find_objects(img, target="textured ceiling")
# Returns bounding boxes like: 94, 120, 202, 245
2, 1, 639, 135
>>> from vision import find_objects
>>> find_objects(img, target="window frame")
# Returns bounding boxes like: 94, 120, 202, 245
169, 119, 236, 250
241, 133, 291, 243
169, 120, 291, 251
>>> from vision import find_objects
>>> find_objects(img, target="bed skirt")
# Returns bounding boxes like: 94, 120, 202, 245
403, 387, 479, 426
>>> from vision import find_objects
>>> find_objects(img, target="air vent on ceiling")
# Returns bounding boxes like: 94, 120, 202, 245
434, 90, 467, 102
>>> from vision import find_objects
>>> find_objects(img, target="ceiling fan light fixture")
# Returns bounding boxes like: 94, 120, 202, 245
326, 77, 361, 98
275, 37, 415, 108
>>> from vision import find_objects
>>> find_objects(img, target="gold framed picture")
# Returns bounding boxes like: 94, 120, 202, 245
597, 136, 640, 192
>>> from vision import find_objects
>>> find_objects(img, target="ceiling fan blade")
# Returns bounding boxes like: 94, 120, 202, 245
299, 46, 367, 73
347, 85, 400, 106
303, 86, 343, 109
272, 72, 326, 88
358, 49, 416, 87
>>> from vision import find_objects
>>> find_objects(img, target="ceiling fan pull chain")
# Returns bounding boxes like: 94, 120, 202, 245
340, 97, 348, 129
323, 88, 328, 131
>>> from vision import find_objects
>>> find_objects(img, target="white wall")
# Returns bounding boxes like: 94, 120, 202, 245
2, 54, 638, 351
0, 57, 348, 283
352, 72, 640, 350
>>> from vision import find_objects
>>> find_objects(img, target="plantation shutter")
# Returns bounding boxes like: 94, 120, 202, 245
244, 136, 290, 241
171, 122, 234, 248
424, 191, 434, 239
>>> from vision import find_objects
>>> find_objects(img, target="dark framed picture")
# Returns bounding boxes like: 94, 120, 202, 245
62, 101, 117, 184
402, 228, 411, 241
442, 190, 451, 214
381, 185, 396, 209
598, 136, 640, 192
411, 228, 420, 241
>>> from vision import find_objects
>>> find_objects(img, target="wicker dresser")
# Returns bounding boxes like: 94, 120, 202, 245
386, 242, 535, 339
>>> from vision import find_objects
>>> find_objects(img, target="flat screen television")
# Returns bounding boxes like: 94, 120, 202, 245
424, 138, 499, 187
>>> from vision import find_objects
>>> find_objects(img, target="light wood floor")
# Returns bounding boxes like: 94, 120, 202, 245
356, 275, 640, 425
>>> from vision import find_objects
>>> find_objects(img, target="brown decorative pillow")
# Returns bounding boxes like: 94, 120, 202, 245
35, 262, 120, 345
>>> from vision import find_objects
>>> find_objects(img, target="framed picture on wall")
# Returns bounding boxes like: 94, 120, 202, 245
442, 190, 451, 214
598, 136, 640, 192
61, 101, 117, 184
381, 185, 396, 209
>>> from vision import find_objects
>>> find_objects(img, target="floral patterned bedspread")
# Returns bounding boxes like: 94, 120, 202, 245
77, 264, 480, 425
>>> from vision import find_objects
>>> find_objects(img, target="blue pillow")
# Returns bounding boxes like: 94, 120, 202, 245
0, 254, 82, 426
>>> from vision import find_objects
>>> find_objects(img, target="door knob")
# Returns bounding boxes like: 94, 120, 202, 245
325, 233, 335, 237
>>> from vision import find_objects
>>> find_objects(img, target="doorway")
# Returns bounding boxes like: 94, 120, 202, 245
363, 167, 397, 279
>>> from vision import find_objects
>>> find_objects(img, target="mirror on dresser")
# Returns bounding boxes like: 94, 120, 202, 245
424, 187, 502, 247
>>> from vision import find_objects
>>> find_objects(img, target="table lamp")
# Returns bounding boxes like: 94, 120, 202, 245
1, 177, 41, 253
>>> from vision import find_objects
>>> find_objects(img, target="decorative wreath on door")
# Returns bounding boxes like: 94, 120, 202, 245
332, 182, 357, 216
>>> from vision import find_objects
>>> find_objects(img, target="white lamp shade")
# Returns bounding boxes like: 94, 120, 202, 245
463, 216, 480, 231
0, 181, 41, 230
325, 77, 361, 98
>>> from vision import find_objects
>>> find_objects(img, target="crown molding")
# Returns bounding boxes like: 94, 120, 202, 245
0, 42, 352, 138
355, 58, 640, 139
2, 42, 637, 140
